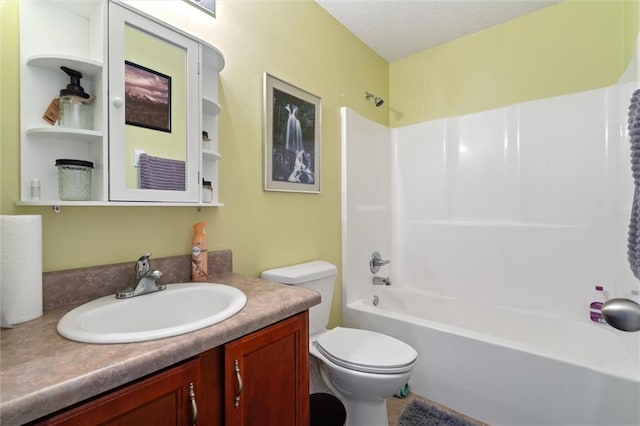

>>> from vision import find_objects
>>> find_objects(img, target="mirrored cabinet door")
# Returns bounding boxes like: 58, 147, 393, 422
108, 3, 200, 203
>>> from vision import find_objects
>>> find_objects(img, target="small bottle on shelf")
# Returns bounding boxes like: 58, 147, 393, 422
30, 178, 40, 201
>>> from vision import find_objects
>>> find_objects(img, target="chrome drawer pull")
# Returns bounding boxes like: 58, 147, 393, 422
234, 359, 243, 408
188, 382, 198, 426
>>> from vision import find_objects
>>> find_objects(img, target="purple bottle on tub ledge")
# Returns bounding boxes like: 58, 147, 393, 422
590, 285, 607, 323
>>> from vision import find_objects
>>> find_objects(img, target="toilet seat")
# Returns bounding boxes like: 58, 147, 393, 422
313, 327, 417, 374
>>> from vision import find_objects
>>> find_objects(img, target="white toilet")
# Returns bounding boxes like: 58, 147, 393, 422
261, 260, 417, 426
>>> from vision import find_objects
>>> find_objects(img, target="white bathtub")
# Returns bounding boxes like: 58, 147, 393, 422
343, 287, 640, 425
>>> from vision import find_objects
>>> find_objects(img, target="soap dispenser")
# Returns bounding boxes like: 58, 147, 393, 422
58, 66, 94, 130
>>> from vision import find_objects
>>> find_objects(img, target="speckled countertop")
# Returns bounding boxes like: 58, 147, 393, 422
0, 272, 320, 425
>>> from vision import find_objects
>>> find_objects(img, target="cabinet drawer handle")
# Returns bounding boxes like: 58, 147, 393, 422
188, 382, 198, 426
234, 359, 243, 409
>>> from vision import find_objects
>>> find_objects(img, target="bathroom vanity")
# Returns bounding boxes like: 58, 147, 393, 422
0, 251, 319, 425
31, 313, 308, 425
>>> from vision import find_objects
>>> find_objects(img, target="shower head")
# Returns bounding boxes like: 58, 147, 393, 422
365, 91, 384, 107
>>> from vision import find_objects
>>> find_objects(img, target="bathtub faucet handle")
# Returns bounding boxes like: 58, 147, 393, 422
370, 251, 390, 273
372, 276, 392, 286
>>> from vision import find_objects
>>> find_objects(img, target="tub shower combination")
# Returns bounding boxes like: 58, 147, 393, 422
341, 79, 640, 424
344, 288, 639, 425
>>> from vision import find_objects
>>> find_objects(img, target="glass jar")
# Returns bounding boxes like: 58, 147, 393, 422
58, 96, 94, 130
55, 159, 93, 201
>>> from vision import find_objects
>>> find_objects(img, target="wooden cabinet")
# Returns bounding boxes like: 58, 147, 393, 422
32, 312, 309, 426
199, 346, 225, 425
37, 358, 202, 426
224, 312, 310, 426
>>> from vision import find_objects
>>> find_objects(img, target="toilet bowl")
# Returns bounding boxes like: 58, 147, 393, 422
261, 261, 417, 426
311, 327, 416, 425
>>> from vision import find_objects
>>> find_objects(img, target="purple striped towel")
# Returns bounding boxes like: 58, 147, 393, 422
138, 153, 185, 191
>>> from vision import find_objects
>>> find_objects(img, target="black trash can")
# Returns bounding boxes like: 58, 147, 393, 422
310, 392, 346, 426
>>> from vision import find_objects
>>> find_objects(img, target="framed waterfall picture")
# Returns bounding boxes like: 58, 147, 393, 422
184, 0, 215, 17
263, 73, 321, 193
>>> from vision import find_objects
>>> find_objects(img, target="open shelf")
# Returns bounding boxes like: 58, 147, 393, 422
27, 54, 103, 76
26, 127, 103, 142
17, 201, 223, 207
203, 149, 221, 160
203, 97, 221, 115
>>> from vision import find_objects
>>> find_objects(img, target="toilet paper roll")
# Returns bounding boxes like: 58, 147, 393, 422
1, 215, 43, 326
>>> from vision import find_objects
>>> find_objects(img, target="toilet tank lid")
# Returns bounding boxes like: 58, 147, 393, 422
261, 260, 337, 284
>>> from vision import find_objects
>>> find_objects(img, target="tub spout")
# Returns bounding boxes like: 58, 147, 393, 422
372, 276, 391, 286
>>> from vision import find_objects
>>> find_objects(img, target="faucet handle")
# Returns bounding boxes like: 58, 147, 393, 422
137, 253, 152, 262
369, 251, 390, 273
136, 253, 152, 278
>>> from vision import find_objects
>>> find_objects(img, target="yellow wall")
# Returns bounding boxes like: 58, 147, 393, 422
0, 0, 388, 327
390, 0, 638, 127
625, 1, 640, 67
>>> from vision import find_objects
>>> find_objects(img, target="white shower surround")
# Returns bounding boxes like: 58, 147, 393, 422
343, 80, 640, 318
393, 82, 639, 320
341, 76, 640, 423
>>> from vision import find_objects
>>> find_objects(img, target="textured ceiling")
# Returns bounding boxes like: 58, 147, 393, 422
315, 0, 562, 61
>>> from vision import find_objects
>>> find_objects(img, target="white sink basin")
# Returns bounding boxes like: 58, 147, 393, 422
57, 283, 246, 344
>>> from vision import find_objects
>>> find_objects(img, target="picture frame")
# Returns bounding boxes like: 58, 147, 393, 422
124, 61, 171, 133
184, 0, 215, 17
263, 73, 321, 193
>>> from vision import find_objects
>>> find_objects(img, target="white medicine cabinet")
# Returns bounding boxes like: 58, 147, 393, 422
18, 0, 224, 207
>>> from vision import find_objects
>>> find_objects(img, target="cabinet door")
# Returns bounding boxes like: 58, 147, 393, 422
108, 3, 200, 202
40, 359, 201, 426
224, 312, 310, 426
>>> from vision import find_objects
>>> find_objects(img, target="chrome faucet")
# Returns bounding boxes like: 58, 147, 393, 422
116, 253, 166, 299
369, 251, 390, 273
372, 276, 391, 286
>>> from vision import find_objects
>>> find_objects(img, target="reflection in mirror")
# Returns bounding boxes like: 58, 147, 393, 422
124, 24, 187, 191
109, 2, 201, 202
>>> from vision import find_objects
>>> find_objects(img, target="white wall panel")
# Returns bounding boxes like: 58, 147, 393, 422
341, 108, 391, 305
450, 108, 516, 221
343, 81, 640, 323
392, 86, 635, 322
517, 89, 607, 225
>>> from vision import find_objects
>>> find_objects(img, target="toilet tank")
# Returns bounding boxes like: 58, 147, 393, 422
261, 260, 337, 336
